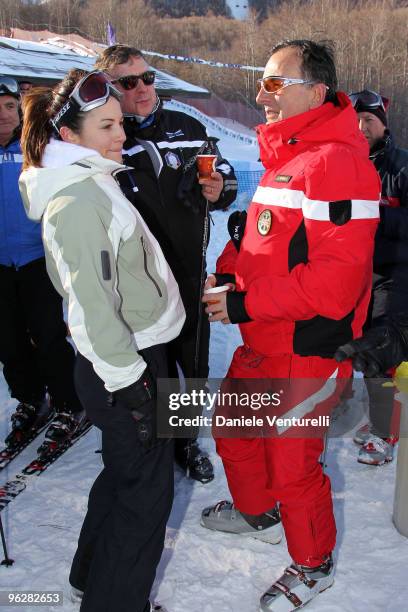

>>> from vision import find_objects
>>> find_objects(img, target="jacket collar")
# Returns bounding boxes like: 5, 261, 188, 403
369, 129, 393, 159
123, 100, 163, 139
256, 92, 368, 168
21, 141, 127, 224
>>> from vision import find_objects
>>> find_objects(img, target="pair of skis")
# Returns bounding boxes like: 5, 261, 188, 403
0, 409, 56, 471
0, 419, 92, 511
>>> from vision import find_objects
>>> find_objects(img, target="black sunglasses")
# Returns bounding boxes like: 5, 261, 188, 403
112, 71, 156, 91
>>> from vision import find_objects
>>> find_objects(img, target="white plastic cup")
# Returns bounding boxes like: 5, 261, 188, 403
203, 285, 230, 304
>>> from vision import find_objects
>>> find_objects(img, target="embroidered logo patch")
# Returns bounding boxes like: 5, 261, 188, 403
165, 130, 184, 139
275, 174, 292, 183
165, 151, 181, 170
257, 210, 272, 236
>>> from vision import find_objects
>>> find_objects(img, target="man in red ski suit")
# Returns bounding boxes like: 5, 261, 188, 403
200, 40, 381, 611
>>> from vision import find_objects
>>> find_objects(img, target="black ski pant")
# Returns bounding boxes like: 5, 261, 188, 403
0, 259, 81, 412
365, 377, 399, 438
167, 300, 210, 381
364, 275, 408, 438
168, 275, 210, 453
70, 347, 174, 612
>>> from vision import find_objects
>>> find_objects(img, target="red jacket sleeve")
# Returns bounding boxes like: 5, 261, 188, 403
244, 153, 381, 322
216, 239, 239, 275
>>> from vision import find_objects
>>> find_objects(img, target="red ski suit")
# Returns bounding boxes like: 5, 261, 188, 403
215, 93, 380, 566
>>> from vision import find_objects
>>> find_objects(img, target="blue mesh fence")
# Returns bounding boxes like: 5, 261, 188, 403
231, 169, 263, 210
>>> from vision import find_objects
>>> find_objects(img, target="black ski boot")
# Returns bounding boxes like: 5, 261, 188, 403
38, 410, 85, 456
175, 440, 214, 483
5, 400, 50, 448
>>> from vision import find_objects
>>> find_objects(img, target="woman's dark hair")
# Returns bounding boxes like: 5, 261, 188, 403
270, 39, 337, 103
21, 69, 88, 169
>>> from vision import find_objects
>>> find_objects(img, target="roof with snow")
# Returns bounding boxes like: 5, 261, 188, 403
0, 36, 210, 98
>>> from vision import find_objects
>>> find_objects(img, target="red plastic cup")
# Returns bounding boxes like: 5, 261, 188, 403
197, 154, 217, 178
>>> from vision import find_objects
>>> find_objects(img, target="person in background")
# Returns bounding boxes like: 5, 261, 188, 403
19, 69, 184, 612
349, 89, 408, 465
19, 80, 33, 96
94, 45, 238, 483
199, 40, 380, 611
0, 75, 83, 451
335, 315, 408, 377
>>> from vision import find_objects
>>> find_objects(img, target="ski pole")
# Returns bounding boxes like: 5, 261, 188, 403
0, 513, 14, 566
320, 430, 329, 474
193, 136, 219, 378
194, 197, 210, 378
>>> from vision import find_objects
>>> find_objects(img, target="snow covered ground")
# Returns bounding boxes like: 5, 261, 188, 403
0, 206, 407, 612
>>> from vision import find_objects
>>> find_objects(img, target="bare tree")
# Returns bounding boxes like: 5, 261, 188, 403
1, 0, 408, 142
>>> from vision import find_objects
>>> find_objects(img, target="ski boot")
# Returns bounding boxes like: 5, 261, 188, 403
353, 422, 372, 445
38, 410, 86, 456
201, 500, 282, 544
260, 555, 334, 611
175, 440, 214, 483
358, 434, 398, 465
5, 399, 50, 448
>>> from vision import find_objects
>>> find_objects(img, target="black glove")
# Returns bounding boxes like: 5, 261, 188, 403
334, 315, 408, 377
228, 210, 247, 252
114, 369, 156, 448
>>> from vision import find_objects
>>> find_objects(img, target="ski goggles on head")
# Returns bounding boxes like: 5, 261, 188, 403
111, 71, 156, 91
51, 71, 122, 131
256, 75, 317, 94
0, 76, 20, 98
349, 90, 387, 111
69, 70, 122, 112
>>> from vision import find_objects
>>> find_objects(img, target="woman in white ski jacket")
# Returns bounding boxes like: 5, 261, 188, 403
19, 69, 185, 612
